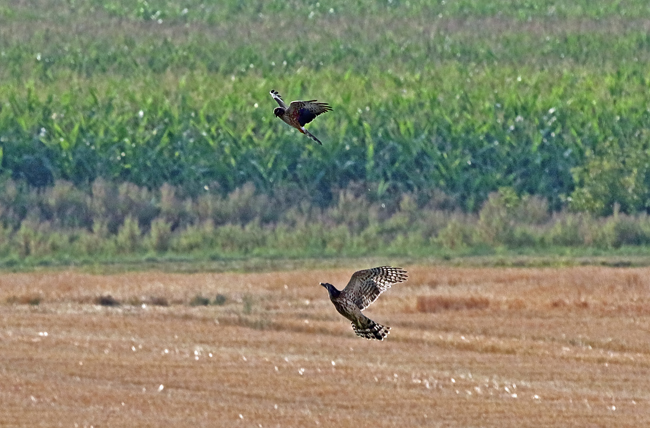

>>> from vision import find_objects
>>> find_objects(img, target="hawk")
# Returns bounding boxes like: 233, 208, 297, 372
320, 266, 408, 340
270, 89, 332, 145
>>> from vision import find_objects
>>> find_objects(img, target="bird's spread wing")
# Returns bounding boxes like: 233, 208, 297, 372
343, 266, 408, 311
288, 100, 332, 126
270, 90, 287, 108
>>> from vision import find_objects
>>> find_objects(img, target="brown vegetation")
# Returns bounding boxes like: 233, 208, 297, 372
1, 265, 650, 426
416, 295, 490, 312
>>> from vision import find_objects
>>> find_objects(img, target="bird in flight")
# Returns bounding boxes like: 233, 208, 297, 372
320, 266, 408, 340
270, 89, 332, 145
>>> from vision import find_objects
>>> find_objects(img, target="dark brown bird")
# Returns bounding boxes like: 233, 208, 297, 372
320, 266, 408, 340
270, 89, 332, 145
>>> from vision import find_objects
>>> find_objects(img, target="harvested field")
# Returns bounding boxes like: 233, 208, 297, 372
1, 265, 649, 427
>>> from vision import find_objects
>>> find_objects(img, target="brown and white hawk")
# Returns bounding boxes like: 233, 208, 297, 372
320, 266, 408, 340
270, 89, 332, 145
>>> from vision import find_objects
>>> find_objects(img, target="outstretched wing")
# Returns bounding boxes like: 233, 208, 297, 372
270, 89, 287, 108
288, 100, 332, 126
342, 266, 408, 311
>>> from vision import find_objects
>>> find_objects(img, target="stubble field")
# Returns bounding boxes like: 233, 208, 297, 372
1, 265, 649, 427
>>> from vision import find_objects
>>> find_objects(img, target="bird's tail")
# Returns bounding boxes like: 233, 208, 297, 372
352, 318, 390, 341
302, 128, 323, 145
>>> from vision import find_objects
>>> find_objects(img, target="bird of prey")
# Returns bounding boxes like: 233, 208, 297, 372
320, 266, 408, 340
270, 89, 332, 145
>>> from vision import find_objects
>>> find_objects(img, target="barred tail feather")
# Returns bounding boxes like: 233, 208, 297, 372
303, 128, 323, 145
352, 319, 390, 341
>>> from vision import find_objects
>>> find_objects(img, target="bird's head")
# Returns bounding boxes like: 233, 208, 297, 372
320, 282, 340, 298
273, 107, 285, 117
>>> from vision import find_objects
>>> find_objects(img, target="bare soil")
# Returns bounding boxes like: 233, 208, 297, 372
1, 266, 649, 427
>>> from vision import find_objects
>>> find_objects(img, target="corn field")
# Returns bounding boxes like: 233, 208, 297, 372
1, 0, 650, 216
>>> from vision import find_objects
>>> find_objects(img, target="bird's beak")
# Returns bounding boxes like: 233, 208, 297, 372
319, 282, 326, 287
